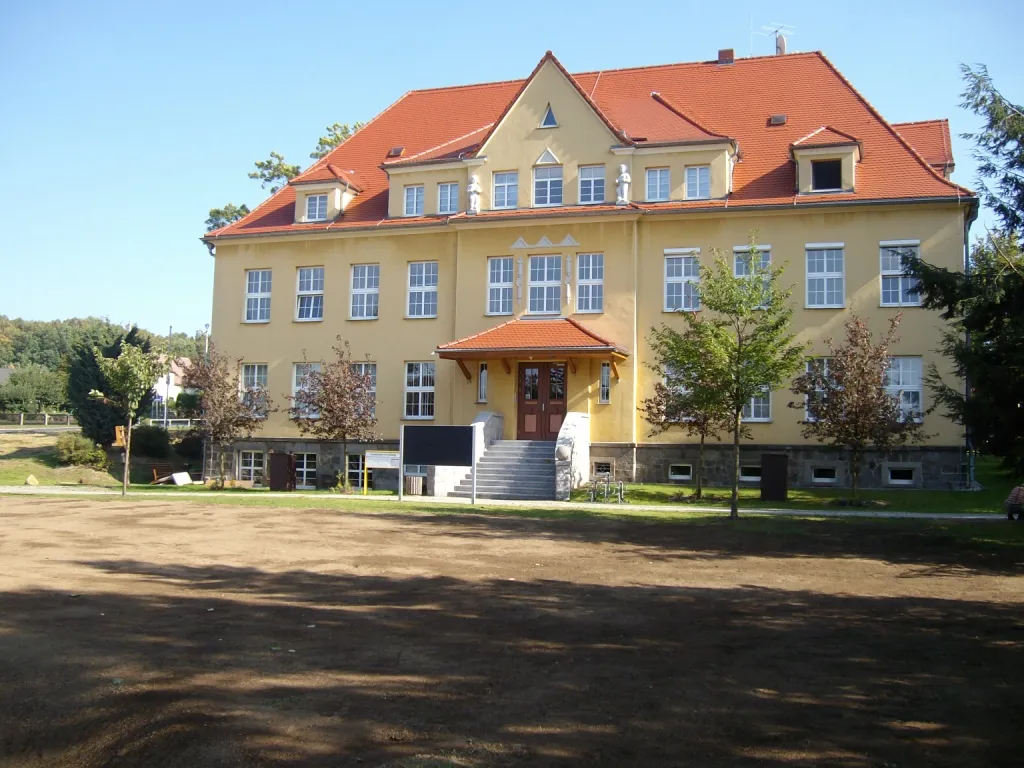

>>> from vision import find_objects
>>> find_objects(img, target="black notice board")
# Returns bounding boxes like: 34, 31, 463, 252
404, 425, 474, 467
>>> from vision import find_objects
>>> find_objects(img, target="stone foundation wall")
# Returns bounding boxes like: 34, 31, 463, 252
206, 439, 404, 492
591, 442, 968, 491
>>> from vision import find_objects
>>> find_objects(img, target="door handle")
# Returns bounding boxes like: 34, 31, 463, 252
541, 403, 546, 412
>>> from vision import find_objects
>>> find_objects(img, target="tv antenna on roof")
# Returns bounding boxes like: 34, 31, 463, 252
752, 22, 796, 56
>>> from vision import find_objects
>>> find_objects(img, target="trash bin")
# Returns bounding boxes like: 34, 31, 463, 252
268, 452, 295, 491
760, 453, 789, 502
404, 475, 424, 496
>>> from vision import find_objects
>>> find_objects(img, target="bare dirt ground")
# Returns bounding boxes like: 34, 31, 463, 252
0, 498, 1021, 767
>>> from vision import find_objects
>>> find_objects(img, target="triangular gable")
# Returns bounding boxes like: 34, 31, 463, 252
535, 148, 559, 165
476, 51, 629, 156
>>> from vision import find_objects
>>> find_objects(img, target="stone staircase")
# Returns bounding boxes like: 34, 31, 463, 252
448, 440, 557, 501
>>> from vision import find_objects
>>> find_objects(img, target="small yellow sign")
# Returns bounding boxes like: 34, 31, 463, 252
114, 425, 126, 448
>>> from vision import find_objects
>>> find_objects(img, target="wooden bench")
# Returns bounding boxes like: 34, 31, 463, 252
150, 462, 175, 483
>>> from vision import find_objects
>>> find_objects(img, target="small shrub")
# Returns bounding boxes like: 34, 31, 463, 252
174, 433, 203, 460
131, 425, 171, 458
55, 433, 107, 468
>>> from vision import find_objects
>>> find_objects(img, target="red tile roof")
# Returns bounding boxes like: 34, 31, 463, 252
892, 119, 955, 170
206, 51, 972, 240
437, 318, 627, 355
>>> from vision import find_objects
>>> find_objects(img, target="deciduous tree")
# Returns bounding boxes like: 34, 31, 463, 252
642, 326, 733, 500
289, 337, 378, 489
790, 314, 928, 499
685, 242, 805, 518
181, 344, 273, 485
91, 341, 166, 496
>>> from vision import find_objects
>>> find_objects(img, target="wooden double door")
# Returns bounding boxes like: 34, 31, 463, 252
517, 362, 567, 440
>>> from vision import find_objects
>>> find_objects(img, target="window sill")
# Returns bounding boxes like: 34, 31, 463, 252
663, 307, 701, 313
403, 212, 425, 218
475, 400, 488, 405
575, 309, 603, 315
349, 315, 378, 321
741, 419, 773, 424
684, 196, 711, 202
804, 188, 848, 194
879, 302, 921, 308
402, 416, 435, 421
597, 400, 611, 406
646, 198, 670, 203
491, 205, 517, 211
531, 203, 563, 208
294, 318, 323, 323
526, 311, 561, 316
405, 315, 438, 320
485, 311, 513, 317
242, 319, 270, 324
804, 304, 845, 310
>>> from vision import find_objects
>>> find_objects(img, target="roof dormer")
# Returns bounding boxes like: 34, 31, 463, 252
290, 164, 363, 223
791, 126, 862, 194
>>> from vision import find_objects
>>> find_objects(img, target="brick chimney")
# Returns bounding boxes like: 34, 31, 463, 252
718, 48, 735, 65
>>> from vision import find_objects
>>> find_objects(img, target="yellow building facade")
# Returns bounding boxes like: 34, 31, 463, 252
205, 50, 976, 493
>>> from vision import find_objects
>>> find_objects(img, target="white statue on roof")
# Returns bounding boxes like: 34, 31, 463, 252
467, 174, 482, 214
615, 164, 631, 205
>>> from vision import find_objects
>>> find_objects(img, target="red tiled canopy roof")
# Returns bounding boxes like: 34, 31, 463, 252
436, 318, 628, 357
892, 119, 955, 171
206, 51, 972, 240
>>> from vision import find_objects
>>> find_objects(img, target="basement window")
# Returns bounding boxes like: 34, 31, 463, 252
888, 467, 916, 486
811, 159, 842, 191
669, 464, 692, 481
812, 466, 838, 484
593, 461, 612, 476
739, 465, 762, 482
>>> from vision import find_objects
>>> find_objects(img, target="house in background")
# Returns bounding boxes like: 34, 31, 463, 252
202, 48, 976, 497
149, 357, 190, 420
0, 368, 12, 386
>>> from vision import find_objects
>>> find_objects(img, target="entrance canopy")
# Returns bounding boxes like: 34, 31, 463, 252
436, 317, 629, 379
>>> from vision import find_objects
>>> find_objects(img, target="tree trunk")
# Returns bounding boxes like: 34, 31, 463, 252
695, 434, 705, 500
342, 441, 349, 492
850, 447, 860, 501
122, 421, 132, 497
730, 412, 741, 519
218, 445, 227, 489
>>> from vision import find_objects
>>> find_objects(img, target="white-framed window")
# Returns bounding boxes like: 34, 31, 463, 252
407, 261, 438, 318
739, 465, 762, 482
347, 453, 371, 488
405, 362, 435, 419
806, 245, 845, 308
576, 253, 604, 313
646, 168, 669, 201
245, 269, 272, 322
487, 256, 514, 315
477, 362, 488, 403
685, 165, 710, 199
404, 185, 424, 216
240, 363, 268, 418
734, 246, 771, 308
292, 362, 322, 417
812, 466, 838, 484
438, 182, 459, 214
493, 171, 518, 209
306, 194, 327, 222
742, 388, 771, 422
664, 250, 700, 311
540, 104, 557, 128
880, 241, 922, 307
352, 361, 376, 416
294, 453, 317, 489
804, 358, 832, 422
669, 464, 693, 481
887, 466, 916, 486
533, 166, 563, 206
886, 356, 923, 422
295, 266, 324, 321
238, 450, 265, 485
350, 264, 379, 319
528, 255, 561, 314
599, 361, 611, 404
579, 165, 605, 204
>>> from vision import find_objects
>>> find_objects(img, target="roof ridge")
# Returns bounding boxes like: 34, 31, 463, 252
891, 118, 949, 127
815, 52, 971, 195
387, 123, 493, 164
792, 124, 860, 145
649, 91, 729, 139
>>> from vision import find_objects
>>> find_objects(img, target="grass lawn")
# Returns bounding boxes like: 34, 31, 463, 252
0, 432, 118, 487
572, 456, 1015, 515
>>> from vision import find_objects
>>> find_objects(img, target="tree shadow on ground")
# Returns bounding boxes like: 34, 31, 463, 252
1, 561, 1021, 767
339, 510, 1024, 577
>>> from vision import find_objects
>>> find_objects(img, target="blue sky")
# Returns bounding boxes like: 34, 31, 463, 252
1, 0, 1020, 334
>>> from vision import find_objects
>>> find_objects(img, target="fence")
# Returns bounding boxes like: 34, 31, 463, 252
0, 412, 77, 427
143, 417, 199, 429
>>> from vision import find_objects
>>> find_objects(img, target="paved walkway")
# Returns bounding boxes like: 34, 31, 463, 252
0, 485, 1003, 520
